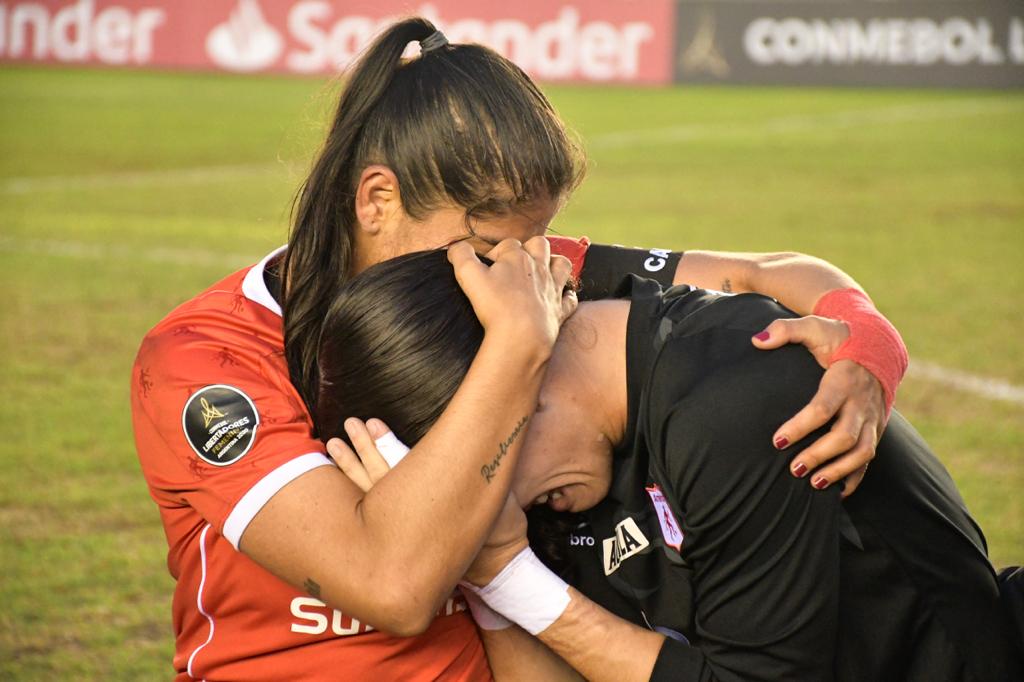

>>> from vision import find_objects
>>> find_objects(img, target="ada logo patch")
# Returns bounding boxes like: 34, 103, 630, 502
182, 385, 259, 466
646, 484, 684, 551
602, 517, 650, 576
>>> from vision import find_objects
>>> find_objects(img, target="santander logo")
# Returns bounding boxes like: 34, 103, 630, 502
0, 0, 666, 82
201, 1, 655, 79
205, 0, 283, 72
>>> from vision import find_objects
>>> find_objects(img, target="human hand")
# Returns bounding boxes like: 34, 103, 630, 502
327, 418, 396, 493
463, 493, 529, 587
448, 237, 577, 352
753, 317, 884, 498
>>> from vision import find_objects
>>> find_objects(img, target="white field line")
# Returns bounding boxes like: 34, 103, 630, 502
0, 162, 291, 195
588, 97, 1024, 149
3, 235, 1023, 407
907, 360, 1024, 407
3, 97, 1021, 194
0, 236, 258, 270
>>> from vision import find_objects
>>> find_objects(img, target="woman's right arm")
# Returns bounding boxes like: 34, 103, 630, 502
240, 238, 575, 636
461, 343, 845, 680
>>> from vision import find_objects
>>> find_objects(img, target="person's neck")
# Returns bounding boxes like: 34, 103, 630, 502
551, 299, 630, 447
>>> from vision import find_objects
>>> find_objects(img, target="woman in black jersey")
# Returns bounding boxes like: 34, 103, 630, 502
312, 249, 1023, 682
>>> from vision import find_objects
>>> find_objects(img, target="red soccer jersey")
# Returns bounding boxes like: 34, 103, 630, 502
132, 247, 496, 681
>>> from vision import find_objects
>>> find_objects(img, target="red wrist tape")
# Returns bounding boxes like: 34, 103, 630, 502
813, 288, 908, 416
547, 235, 590, 281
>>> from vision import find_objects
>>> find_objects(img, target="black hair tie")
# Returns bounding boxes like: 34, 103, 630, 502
419, 30, 448, 54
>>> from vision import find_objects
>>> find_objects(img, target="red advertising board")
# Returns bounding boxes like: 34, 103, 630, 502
0, 0, 675, 83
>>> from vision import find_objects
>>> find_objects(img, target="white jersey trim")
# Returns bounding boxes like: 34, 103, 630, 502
223, 452, 334, 549
241, 245, 287, 317
187, 524, 215, 680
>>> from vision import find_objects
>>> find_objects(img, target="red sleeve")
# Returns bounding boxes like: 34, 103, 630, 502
547, 235, 590, 280
131, 326, 331, 548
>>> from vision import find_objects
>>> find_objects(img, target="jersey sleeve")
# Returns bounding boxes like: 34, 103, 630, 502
547, 236, 682, 301
131, 327, 332, 549
653, 341, 841, 682
578, 243, 681, 300
547, 235, 590, 281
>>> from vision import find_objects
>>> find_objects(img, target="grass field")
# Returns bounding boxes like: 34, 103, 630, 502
1, 66, 1022, 678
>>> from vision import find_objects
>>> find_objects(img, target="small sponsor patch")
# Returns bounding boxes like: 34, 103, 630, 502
646, 485, 684, 551
182, 384, 259, 466
602, 517, 650, 575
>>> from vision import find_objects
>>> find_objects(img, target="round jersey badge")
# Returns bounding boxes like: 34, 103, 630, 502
182, 384, 259, 466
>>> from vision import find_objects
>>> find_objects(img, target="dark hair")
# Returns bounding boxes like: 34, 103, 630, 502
314, 248, 576, 571
314, 249, 483, 445
283, 17, 585, 413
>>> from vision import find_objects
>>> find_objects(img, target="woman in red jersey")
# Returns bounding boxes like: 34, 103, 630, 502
131, 17, 905, 681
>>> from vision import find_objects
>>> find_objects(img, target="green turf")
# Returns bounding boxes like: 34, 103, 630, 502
1, 66, 1022, 678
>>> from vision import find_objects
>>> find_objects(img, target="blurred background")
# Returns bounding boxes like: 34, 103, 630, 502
2, 0, 1022, 677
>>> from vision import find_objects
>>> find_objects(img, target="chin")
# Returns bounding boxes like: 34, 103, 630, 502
545, 483, 604, 514
571, 493, 603, 514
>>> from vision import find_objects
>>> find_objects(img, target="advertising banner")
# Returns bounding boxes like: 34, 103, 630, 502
675, 0, 1024, 88
0, 0, 676, 83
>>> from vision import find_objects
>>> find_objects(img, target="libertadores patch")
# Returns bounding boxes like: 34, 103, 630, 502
182, 384, 259, 466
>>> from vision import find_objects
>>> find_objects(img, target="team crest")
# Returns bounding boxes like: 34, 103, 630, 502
646, 484, 684, 551
182, 384, 259, 466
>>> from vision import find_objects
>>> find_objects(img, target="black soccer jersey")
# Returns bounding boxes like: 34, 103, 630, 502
554, 277, 1022, 682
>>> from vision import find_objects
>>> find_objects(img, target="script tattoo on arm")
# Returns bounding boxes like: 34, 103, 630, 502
303, 577, 322, 600
722, 278, 733, 293
480, 415, 529, 483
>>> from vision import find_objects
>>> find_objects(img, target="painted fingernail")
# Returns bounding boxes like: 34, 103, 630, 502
774, 436, 789, 449
792, 462, 808, 477
753, 331, 771, 342
813, 477, 830, 490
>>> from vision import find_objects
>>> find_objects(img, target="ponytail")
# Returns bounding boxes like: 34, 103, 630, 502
283, 17, 584, 416
283, 18, 437, 413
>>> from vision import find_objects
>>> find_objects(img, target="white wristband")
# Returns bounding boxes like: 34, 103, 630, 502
462, 547, 570, 635
460, 586, 513, 631
373, 431, 410, 468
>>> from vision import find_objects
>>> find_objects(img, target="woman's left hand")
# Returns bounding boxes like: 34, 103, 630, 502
327, 418, 395, 492
752, 316, 884, 498
463, 494, 529, 587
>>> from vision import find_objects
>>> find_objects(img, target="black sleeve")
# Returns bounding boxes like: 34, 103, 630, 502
578, 243, 682, 300
654, 340, 842, 682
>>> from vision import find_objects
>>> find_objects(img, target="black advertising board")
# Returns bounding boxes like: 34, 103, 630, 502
675, 1, 1024, 87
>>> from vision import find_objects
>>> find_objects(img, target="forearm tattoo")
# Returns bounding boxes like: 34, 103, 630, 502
722, 278, 733, 293
481, 415, 529, 483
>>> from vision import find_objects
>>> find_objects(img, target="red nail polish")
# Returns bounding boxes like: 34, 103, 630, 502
774, 436, 789, 449
793, 462, 807, 477
754, 331, 770, 342
813, 477, 829, 490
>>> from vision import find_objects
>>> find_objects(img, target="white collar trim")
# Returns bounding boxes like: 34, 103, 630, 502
241, 245, 287, 317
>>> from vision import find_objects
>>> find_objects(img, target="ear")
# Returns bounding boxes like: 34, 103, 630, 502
354, 165, 401, 235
